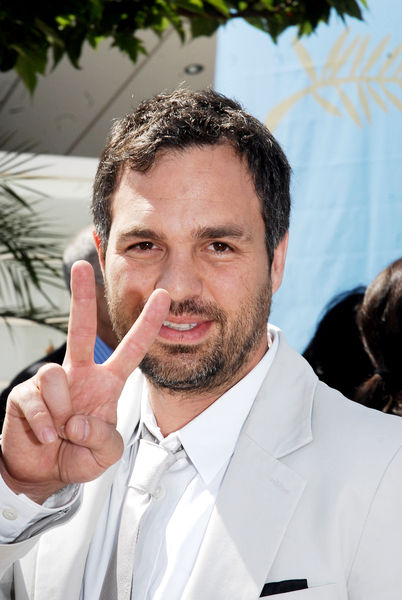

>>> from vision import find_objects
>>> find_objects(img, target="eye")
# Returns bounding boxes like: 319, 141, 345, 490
209, 241, 232, 253
131, 241, 156, 251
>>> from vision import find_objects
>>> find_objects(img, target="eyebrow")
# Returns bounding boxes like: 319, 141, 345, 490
118, 227, 167, 242
194, 225, 251, 241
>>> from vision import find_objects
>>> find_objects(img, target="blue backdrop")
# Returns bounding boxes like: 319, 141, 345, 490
215, 1, 402, 352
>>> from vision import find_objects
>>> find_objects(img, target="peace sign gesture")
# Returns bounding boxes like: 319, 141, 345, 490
0, 261, 170, 504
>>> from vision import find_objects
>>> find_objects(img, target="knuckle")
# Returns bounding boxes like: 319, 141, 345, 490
7, 380, 37, 412
29, 407, 50, 423
37, 363, 64, 385
7, 382, 25, 405
127, 336, 147, 357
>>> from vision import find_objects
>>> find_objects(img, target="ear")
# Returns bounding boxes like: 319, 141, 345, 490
93, 230, 105, 274
270, 231, 289, 295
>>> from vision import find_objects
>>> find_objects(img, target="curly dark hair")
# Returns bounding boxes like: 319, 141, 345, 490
356, 258, 402, 413
92, 88, 291, 263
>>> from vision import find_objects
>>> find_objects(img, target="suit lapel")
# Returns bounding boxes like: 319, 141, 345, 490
32, 370, 144, 600
183, 331, 317, 600
182, 436, 306, 600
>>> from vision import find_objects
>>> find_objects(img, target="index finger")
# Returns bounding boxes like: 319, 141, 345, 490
64, 260, 97, 366
105, 288, 171, 382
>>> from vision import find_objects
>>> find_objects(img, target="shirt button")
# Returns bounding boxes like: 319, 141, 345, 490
2, 507, 18, 520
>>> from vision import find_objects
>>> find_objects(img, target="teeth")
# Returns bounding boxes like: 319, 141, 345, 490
163, 320, 198, 331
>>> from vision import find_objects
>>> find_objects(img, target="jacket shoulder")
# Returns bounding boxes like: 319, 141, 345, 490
310, 380, 402, 481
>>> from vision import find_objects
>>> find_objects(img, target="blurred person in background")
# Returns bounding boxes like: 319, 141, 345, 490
356, 258, 402, 414
303, 287, 372, 399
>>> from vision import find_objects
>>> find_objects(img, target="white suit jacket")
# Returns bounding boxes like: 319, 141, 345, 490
1, 330, 402, 599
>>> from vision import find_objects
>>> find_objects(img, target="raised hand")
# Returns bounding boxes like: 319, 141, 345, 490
0, 261, 170, 503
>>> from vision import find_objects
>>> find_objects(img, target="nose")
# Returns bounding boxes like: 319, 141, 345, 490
155, 250, 203, 301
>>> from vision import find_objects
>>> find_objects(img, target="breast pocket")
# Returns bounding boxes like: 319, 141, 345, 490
260, 583, 339, 599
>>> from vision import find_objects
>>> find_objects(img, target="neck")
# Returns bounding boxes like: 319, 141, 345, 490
146, 385, 219, 436
146, 335, 269, 436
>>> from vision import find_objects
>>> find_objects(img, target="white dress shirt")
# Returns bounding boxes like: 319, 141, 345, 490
0, 327, 279, 599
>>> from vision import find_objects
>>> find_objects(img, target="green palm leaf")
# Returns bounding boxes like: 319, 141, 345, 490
0, 147, 68, 331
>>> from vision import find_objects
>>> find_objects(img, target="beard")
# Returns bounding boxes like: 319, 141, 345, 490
106, 280, 272, 394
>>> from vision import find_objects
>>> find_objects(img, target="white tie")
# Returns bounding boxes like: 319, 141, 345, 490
100, 435, 183, 600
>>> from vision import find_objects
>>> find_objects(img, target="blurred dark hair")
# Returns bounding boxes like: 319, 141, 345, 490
62, 225, 104, 292
303, 287, 372, 399
355, 258, 402, 414
92, 87, 291, 264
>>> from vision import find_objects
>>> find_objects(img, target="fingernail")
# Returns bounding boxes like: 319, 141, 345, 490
42, 428, 57, 444
72, 417, 89, 442
59, 425, 67, 439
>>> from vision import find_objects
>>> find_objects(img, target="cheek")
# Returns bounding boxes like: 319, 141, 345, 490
105, 258, 155, 309
211, 263, 267, 300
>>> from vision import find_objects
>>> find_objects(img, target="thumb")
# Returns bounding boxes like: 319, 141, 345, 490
64, 414, 124, 472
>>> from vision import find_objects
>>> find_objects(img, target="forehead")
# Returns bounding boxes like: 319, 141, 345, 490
110, 144, 264, 233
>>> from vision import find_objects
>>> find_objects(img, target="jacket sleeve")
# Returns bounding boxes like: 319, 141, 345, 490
0, 487, 81, 579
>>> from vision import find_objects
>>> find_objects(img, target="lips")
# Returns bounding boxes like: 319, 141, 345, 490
158, 317, 213, 343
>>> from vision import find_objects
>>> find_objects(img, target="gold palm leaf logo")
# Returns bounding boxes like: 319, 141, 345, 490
266, 30, 402, 130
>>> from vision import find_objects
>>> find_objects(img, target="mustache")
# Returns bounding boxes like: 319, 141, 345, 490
166, 298, 225, 323
105, 283, 227, 336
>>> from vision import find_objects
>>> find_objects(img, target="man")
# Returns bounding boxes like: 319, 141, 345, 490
0, 226, 118, 416
0, 89, 401, 599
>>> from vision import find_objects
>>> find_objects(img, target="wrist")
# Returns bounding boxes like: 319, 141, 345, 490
0, 455, 64, 505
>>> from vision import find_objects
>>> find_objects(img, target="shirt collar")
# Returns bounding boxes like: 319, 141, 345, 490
139, 325, 279, 485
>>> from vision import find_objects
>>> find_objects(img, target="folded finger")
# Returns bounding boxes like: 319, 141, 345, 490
6, 377, 58, 445
36, 363, 73, 437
